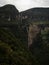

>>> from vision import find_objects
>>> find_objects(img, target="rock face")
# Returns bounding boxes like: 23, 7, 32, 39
0, 4, 19, 21
28, 24, 40, 48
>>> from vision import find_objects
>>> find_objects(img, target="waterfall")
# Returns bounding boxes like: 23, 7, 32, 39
28, 24, 40, 48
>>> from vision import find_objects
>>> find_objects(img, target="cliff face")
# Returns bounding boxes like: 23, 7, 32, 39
28, 24, 40, 48
20, 8, 49, 48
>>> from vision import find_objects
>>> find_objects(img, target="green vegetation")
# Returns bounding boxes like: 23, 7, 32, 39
0, 24, 49, 65
31, 21, 49, 25
30, 26, 49, 65
0, 28, 37, 65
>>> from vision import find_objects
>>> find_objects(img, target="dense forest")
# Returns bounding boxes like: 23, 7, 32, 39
0, 4, 49, 65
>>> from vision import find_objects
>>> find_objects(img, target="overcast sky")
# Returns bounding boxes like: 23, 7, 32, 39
0, 0, 49, 11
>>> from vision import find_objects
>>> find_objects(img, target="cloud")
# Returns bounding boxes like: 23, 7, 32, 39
0, 0, 49, 11
0, 0, 6, 6
32, 0, 49, 6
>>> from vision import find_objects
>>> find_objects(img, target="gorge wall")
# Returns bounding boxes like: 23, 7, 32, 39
28, 24, 40, 48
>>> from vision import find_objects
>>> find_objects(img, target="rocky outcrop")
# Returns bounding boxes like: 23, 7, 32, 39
0, 4, 19, 21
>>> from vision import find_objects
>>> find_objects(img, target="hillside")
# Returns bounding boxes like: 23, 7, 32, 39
20, 8, 49, 21
0, 28, 38, 65
0, 4, 19, 22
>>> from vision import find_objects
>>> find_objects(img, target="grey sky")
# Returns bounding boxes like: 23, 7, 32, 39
0, 0, 49, 11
